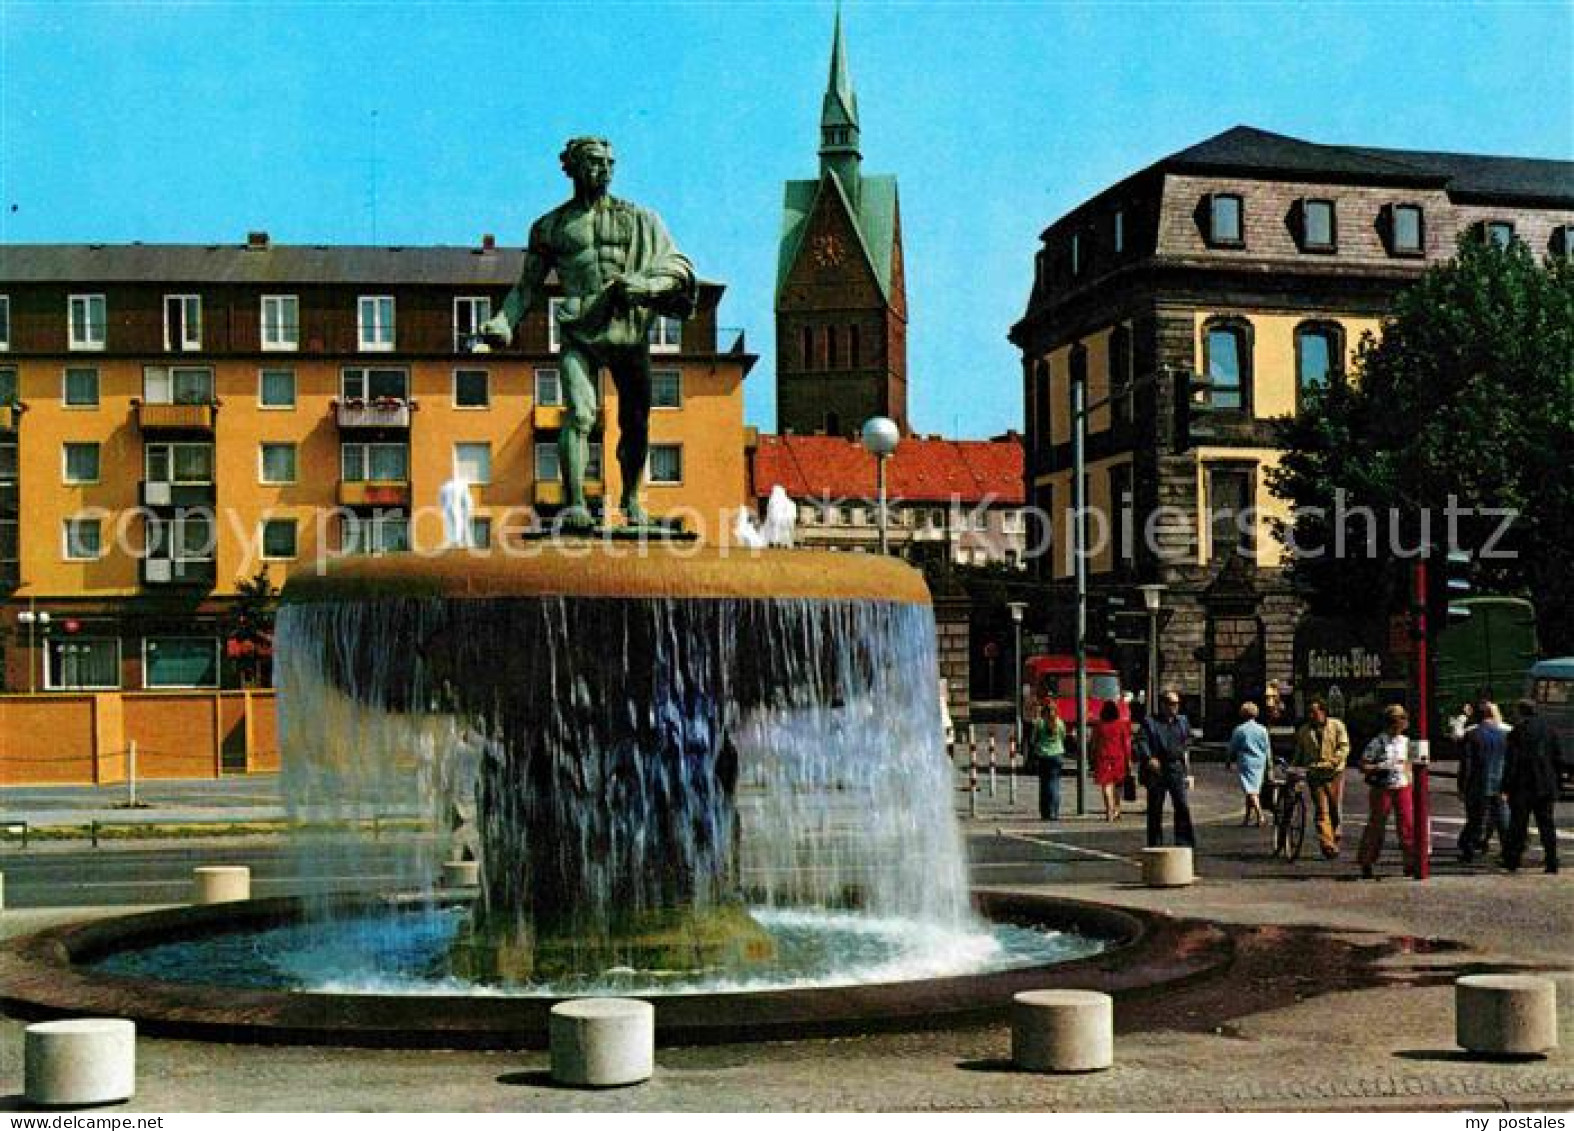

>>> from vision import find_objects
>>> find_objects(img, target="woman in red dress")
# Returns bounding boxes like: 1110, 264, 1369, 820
1091, 699, 1134, 821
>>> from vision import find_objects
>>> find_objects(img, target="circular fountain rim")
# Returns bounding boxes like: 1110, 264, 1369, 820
281, 544, 932, 605
0, 890, 1231, 1049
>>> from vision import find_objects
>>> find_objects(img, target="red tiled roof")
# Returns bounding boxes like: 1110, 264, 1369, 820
751, 434, 1024, 505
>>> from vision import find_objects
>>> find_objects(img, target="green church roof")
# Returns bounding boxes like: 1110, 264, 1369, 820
776, 172, 899, 305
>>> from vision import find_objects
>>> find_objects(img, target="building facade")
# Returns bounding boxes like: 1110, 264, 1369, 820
750, 433, 1027, 567
0, 235, 755, 694
774, 10, 908, 438
1010, 126, 1574, 731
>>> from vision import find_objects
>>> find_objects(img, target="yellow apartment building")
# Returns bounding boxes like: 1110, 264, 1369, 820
0, 235, 756, 696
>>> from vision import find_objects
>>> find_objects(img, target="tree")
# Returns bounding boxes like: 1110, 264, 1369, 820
226, 567, 279, 687
1269, 238, 1574, 652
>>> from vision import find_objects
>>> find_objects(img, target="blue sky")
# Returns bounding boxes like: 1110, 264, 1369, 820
2, 1, 1569, 437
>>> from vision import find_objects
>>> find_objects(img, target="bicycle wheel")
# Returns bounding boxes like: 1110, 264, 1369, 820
1287, 789, 1308, 862
1272, 792, 1291, 858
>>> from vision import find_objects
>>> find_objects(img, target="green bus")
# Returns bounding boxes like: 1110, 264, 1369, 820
1434, 596, 1539, 733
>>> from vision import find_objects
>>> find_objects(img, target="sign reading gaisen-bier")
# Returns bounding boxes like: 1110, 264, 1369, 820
1305, 648, 1384, 681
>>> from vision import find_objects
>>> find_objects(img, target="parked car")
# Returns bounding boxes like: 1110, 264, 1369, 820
1525, 657, 1574, 789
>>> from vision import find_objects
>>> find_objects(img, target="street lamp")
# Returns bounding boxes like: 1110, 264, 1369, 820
17, 608, 51, 694
1007, 601, 1029, 757
860, 416, 900, 555
1137, 584, 1167, 712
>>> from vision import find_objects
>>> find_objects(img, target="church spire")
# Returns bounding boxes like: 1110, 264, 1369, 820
819, 4, 862, 203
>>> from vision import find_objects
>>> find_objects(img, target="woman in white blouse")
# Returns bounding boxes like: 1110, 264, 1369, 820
1357, 704, 1418, 880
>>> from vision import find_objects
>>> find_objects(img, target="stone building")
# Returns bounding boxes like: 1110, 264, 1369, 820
1009, 125, 1574, 733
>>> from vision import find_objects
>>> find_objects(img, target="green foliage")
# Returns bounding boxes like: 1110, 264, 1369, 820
227, 566, 279, 686
1268, 239, 1574, 652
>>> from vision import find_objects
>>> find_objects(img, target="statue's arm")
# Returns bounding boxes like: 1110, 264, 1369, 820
482, 224, 552, 344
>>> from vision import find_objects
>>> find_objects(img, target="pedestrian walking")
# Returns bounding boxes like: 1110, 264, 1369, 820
1501, 699, 1562, 874
1357, 705, 1417, 880
1457, 700, 1509, 863
1292, 696, 1352, 858
1031, 700, 1068, 821
1091, 699, 1133, 822
1227, 702, 1271, 827
1138, 690, 1195, 848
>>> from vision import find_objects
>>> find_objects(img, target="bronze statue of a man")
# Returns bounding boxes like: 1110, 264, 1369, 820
480, 137, 696, 530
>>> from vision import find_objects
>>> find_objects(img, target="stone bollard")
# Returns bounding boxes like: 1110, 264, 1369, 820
1140, 846, 1194, 887
191, 865, 250, 904
549, 998, 654, 1088
1456, 974, 1559, 1056
1012, 990, 1114, 1073
24, 1019, 136, 1107
442, 860, 481, 888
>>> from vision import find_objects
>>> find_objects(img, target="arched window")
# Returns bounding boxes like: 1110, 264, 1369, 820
800, 325, 814, 370
1294, 321, 1344, 412
1202, 317, 1252, 413
848, 324, 861, 369
826, 326, 839, 370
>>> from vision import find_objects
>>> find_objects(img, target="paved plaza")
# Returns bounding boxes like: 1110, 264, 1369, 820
1, 762, 1570, 1112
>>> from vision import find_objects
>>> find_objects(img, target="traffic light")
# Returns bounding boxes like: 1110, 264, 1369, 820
1172, 368, 1217, 451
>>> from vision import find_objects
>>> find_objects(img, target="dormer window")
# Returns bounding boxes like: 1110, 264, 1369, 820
1484, 220, 1515, 249
1070, 232, 1085, 277
1552, 225, 1574, 260
1207, 194, 1244, 247
1112, 208, 1126, 255
1300, 199, 1337, 252
1389, 204, 1425, 256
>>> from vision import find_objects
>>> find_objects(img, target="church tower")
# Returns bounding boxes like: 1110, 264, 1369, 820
774, 8, 908, 437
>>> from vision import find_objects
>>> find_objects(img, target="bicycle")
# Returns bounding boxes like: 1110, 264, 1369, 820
1267, 763, 1309, 861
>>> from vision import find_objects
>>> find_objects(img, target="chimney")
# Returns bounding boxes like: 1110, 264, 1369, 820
480, 233, 496, 252
245, 231, 270, 250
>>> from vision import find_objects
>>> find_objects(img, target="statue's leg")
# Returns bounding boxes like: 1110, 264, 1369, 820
611, 351, 652, 523
558, 347, 599, 527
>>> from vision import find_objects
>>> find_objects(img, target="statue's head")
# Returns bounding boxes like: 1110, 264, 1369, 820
560, 136, 614, 195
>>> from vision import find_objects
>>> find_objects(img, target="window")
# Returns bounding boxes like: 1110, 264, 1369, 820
1032, 360, 1052, 449
143, 637, 219, 689
586, 441, 604, 481
850, 506, 868, 527
648, 314, 681, 353
1301, 199, 1336, 251
146, 442, 215, 485
453, 442, 491, 485
849, 324, 861, 368
341, 442, 409, 482
1109, 462, 1133, 574
1203, 319, 1251, 412
0, 295, 9, 350
647, 444, 683, 485
535, 442, 560, 482
63, 443, 100, 484
801, 325, 814, 368
1113, 208, 1126, 255
824, 411, 841, 438
1001, 509, 1025, 536
357, 295, 395, 351
1108, 326, 1134, 428
64, 367, 99, 406
259, 368, 296, 408
0, 367, 14, 406
826, 326, 840, 369
1070, 231, 1085, 277
454, 296, 492, 351
548, 298, 565, 353
535, 368, 562, 407
1208, 194, 1244, 247
454, 369, 489, 408
46, 639, 119, 690
651, 369, 682, 408
342, 514, 409, 555
469, 516, 492, 549
261, 295, 299, 351
1295, 322, 1344, 410
143, 366, 213, 405
64, 517, 102, 560
1391, 204, 1424, 255
1484, 220, 1515, 249
164, 295, 202, 351
1208, 466, 1256, 562
341, 367, 408, 401
261, 518, 298, 560
1551, 225, 1574, 260
259, 443, 298, 485
69, 294, 106, 350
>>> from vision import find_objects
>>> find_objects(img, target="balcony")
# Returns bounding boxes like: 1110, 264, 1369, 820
339, 480, 412, 508
137, 401, 217, 433
532, 479, 604, 507
336, 400, 412, 429
0, 403, 23, 432
533, 403, 565, 431
140, 481, 216, 508
141, 556, 217, 588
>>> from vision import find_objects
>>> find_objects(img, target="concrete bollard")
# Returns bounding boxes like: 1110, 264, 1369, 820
1140, 846, 1194, 887
549, 998, 655, 1088
442, 860, 481, 888
24, 1019, 136, 1106
1456, 974, 1559, 1056
191, 865, 250, 904
1012, 990, 1114, 1073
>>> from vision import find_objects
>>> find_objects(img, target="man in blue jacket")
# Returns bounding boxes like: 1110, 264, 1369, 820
1138, 690, 1196, 848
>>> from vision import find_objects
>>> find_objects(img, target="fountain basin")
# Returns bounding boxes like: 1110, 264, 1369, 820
0, 891, 1230, 1049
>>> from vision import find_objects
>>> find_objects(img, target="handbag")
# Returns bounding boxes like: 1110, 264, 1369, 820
1122, 772, 1138, 803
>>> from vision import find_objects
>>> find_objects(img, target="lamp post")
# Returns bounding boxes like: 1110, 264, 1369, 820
1070, 358, 1089, 815
1007, 601, 1028, 758
860, 416, 900, 555
1137, 584, 1166, 712
17, 607, 50, 694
